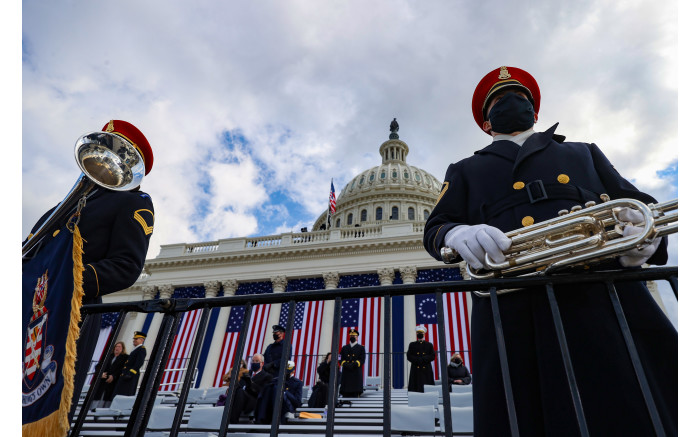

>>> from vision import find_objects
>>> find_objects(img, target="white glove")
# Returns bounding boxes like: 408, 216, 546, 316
616, 207, 660, 267
444, 224, 511, 270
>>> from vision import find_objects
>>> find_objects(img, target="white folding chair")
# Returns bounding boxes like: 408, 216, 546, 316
183, 406, 225, 436
448, 392, 473, 407
424, 384, 443, 398
391, 404, 436, 433
407, 391, 439, 408
439, 406, 474, 433
93, 395, 137, 418
146, 406, 177, 431
185, 387, 207, 405
452, 384, 472, 393
201, 386, 228, 404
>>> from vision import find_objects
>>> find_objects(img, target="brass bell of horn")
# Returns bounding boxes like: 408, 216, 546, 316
22, 131, 145, 257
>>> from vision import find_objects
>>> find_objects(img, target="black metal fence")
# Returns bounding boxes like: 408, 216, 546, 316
70, 266, 678, 437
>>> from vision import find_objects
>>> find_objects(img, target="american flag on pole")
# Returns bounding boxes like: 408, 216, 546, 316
212, 281, 272, 387
338, 274, 382, 382
329, 180, 336, 214
160, 287, 205, 392
416, 268, 472, 379
279, 277, 325, 387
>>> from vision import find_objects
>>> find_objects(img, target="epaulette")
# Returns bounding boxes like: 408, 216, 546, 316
140, 193, 151, 200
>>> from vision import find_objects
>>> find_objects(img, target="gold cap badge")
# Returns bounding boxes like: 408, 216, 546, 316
105, 120, 114, 133
498, 66, 512, 80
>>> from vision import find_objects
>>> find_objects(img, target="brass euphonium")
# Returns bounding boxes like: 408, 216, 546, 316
440, 195, 678, 279
22, 131, 145, 257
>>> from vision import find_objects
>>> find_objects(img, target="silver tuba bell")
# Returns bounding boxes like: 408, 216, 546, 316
440, 195, 678, 279
22, 131, 145, 257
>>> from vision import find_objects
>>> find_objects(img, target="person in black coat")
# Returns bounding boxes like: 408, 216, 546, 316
113, 331, 148, 397
406, 326, 435, 392
339, 329, 365, 398
262, 325, 288, 376
90, 341, 129, 408
23, 120, 155, 422
227, 354, 273, 423
423, 66, 677, 436
307, 352, 332, 408
254, 360, 303, 424
446, 353, 471, 391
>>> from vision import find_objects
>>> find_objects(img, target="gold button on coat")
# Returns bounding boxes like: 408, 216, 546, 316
513, 181, 525, 190
557, 174, 570, 184
522, 216, 534, 226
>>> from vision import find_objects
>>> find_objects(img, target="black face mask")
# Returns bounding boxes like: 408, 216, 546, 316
350, 336, 357, 343
417, 333, 424, 340
273, 333, 281, 341
250, 362, 261, 372
488, 92, 535, 134
453, 358, 462, 365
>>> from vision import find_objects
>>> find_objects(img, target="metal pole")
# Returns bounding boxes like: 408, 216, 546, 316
668, 275, 678, 299
169, 307, 211, 437
545, 283, 589, 437
325, 297, 342, 437
126, 311, 179, 437
435, 290, 452, 437
606, 281, 666, 436
218, 303, 253, 437
70, 311, 127, 437
270, 299, 296, 437
489, 286, 519, 437
382, 294, 392, 437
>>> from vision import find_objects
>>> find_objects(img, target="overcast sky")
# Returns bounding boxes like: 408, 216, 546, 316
20, 0, 680, 326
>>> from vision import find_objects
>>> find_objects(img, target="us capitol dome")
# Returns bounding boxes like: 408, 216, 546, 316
312, 119, 443, 231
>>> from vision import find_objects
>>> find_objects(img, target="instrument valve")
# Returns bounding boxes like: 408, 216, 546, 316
558, 210, 569, 216
600, 194, 611, 202
584, 201, 596, 208
570, 205, 582, 212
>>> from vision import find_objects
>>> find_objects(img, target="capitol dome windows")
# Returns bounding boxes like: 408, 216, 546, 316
404, 170, 409, 179
361, 209, 367, 222
380, 170, 386, 180
376, 207, 383, 221
424, 210, 430, 220
391, 206, 399, 220
336, 218, 341, 228
392, 169, 398, 179
408, 207, 415, 220
369, 172, 375, 182
359, 175, 365, 186
347, 213, 353, 226
415, 172, 421, 182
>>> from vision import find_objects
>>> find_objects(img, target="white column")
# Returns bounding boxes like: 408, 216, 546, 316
200, 280, 236, 388
264, 276, 288, 347
400, 266, 418, 388
318, 272, 340, 356
140, 284, 173, 360
118, 285, 155, 345
377, 267, 395, 381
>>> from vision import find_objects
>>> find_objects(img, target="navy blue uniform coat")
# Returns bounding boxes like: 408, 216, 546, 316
339, 343, 366, 396
423, 124, 677, 436
26, 187, 154, 416
406, 340, 436, 392
113, 345, 147, 397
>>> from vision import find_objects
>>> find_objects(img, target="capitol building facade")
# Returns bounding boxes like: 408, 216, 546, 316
98, 124, 670, 391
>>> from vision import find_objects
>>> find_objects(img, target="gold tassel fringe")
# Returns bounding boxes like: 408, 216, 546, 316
22, 226, 85, 437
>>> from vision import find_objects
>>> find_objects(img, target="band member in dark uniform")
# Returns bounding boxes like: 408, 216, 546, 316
263, 324, 290, 376
406, 326, 435, 392
339, 329, 365, 398
423, 66, 677, 436
24, 120, 155, 421
90, 341, 129, 408
113, 331, 147, 397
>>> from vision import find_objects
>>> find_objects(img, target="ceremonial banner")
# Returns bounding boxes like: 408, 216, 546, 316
22, 226, 85, 437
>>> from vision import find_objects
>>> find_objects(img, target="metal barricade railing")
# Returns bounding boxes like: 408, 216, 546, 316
70, 266, 677, 437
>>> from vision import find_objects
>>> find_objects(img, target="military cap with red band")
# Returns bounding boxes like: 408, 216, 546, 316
471, 66, 540, 134
102, 120, 154, 175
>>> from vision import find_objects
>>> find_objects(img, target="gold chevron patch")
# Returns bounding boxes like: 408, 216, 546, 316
436, 182, 449, 206
133, 209, 154, 235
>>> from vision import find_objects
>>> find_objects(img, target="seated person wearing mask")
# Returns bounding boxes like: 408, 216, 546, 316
228, 354, 273, 423
447, 353, 472, 391
254, 360, 303, 424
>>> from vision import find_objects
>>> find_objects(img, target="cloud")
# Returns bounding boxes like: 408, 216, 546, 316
22, 0, 677, 264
